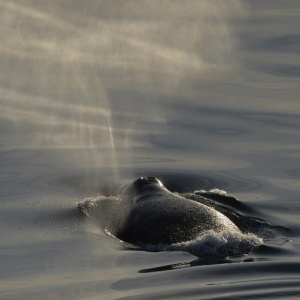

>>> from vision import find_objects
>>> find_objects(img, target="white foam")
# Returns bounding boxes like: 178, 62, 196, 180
144, 230, 262, 257
195, 188, 231, 196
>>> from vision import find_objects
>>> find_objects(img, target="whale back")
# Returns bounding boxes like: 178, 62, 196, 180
117, 177, 240, 245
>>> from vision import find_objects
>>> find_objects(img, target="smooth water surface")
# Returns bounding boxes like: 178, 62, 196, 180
0, 1, 300, 299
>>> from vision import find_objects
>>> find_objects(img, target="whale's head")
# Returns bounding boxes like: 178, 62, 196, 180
132, 177, 163, 190
121, 177, 166, 206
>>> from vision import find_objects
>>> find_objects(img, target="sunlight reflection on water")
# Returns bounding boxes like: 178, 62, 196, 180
0, 1, 300, 299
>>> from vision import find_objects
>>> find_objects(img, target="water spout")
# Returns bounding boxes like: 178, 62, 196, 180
0, 0, 248, 174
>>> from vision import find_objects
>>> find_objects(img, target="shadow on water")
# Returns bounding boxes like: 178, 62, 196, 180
134, 242, 294, 274
138, 255, 255, 273
130, 241, 294, 273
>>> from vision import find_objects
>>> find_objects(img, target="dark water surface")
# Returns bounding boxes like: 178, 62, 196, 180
1, 1, 300, 299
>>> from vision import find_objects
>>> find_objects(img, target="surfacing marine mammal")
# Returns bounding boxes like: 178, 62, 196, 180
116, 177, 241, 245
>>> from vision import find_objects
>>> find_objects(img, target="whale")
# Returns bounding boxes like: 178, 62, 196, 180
116, 177, 241, 245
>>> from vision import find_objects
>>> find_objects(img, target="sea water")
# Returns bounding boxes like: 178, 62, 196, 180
0, 1, 300, 299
